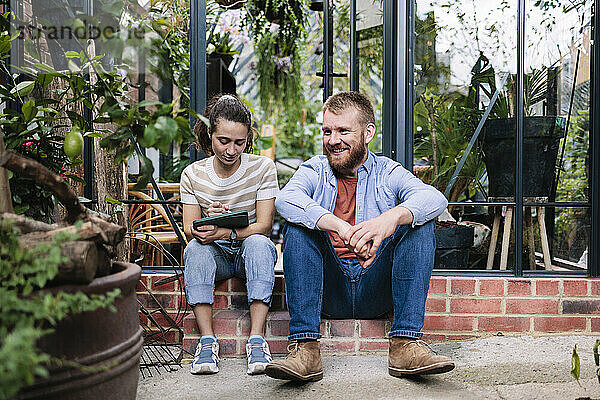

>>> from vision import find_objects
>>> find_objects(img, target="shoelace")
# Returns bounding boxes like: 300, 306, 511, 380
286, 342, 299, 359
196, 342, 220, 362
400, 339, 437, 354
248, 343, 270, 361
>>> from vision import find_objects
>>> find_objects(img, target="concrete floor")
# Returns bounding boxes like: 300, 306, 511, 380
137, 335, 600, 400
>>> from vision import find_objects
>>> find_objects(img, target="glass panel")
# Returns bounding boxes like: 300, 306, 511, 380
356, 0, 383, 153
12, 0, 193, 265
551, 206, 590, 271
414, 0, 517, 270
525, 0, 592, 273
433, 204, 515, 271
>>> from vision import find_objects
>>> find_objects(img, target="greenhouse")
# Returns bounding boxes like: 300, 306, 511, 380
1, 0, 599, 398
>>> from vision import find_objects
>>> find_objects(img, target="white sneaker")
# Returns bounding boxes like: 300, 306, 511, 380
190, 336, 220, 374
246, 336, 272, 375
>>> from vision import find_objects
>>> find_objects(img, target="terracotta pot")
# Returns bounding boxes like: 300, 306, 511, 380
18, 262, 142, 400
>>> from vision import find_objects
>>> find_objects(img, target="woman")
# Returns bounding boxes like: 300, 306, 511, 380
180, 94, 278, 375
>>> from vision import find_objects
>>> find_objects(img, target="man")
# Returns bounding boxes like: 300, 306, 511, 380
266, 91, 453, 381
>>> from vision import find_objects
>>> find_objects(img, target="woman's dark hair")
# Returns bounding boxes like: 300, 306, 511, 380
193, 93, 256, 156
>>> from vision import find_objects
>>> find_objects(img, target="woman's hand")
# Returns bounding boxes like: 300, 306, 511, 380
192, 224, 229, 244
206, 202, 229, 217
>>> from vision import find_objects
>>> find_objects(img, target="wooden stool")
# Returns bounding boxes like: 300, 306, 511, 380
486, 197, 552, 270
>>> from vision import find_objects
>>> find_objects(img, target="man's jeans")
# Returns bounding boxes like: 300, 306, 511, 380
282, 221, 435, 340
183, 235, 277, 306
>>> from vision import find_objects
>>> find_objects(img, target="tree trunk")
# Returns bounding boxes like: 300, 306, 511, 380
15, 217, 125, 247
93, 136, 129, 262
0, 133, 14, 213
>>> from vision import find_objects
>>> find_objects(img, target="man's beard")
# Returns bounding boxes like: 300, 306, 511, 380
325, 133, 367, 176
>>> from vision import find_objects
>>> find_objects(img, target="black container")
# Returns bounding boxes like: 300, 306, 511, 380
207, 57, 236, 99
480, 116, 565, 198
434, 225, 475, 269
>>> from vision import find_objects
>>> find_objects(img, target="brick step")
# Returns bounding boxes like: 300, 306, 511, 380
182, 311, 393, 356
140, 274, 600, 357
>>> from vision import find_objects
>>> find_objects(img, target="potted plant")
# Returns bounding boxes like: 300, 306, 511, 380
0, 152, 141, 400
206, 4, 250, 69
473, 54, 566, 198
0, 11, 193, 397
207, 30, 239, 67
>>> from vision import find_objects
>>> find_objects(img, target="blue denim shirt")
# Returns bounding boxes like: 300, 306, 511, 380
275, 152, 448, 230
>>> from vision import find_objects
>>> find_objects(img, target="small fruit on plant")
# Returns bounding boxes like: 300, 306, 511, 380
72, 18, 85, 34
64, 126, 84, 160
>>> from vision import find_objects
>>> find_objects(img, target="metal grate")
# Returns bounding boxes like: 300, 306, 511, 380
127, 233, 192, 378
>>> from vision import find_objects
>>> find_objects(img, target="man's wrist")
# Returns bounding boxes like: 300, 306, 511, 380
337, 220, 351, 235
388, 206, 413, 226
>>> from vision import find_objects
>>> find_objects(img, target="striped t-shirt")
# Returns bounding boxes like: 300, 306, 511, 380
179, 153, 278, 224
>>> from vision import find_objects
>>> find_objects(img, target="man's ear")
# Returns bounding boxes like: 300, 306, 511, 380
364, 123, 376, 144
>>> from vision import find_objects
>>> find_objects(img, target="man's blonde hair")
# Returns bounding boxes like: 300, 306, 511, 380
323, 91, 376, 128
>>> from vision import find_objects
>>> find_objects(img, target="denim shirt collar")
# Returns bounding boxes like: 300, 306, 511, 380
325, 151, 374, 186
362, 151, 375, 174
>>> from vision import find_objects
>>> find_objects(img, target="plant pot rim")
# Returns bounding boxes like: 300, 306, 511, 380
89, 261, 140, 290
43, 262, 140, 296
488, 115, 561, 121
482, 115, 566, 139
215, 0, 245, 10
435, 224, 475, 231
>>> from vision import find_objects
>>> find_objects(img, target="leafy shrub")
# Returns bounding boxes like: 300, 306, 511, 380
0, 221, 120, 400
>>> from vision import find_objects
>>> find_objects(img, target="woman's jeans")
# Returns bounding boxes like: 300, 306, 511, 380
282, 221, 435, 340
183, 234, 277, 306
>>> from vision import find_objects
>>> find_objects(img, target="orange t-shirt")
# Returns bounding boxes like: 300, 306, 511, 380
328, 176, 358, 259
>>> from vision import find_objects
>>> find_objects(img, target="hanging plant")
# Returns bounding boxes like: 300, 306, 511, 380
244, 0, 308, 118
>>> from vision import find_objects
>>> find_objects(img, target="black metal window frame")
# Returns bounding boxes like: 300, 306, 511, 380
8, 0, 597, 276
377, 0, 600, 278
111, 0, 600, 276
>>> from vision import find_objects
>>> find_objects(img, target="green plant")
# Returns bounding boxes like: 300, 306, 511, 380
206, 2, 250, 59
414, 89, 485, 203
137, 0, 192, 108
469, 53, 559, 118
555, 109, 589, 202
0, 13, 71, 220
244, 0, 308, 120
208, 31, 238, 55
554, 109, 589, 260
571, 340, 600, 386
0, 7, 195, 219
273, 101, 323, 161
414, 54, 561, 204
0, 220, 120, 400
572, 344, 581, 385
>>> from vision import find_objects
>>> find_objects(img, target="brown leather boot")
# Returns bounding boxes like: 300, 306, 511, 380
265, 340, 323, 381
388, 337, 455, 376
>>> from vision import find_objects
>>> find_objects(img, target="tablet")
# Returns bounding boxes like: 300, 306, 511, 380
193, 210, 249, 230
